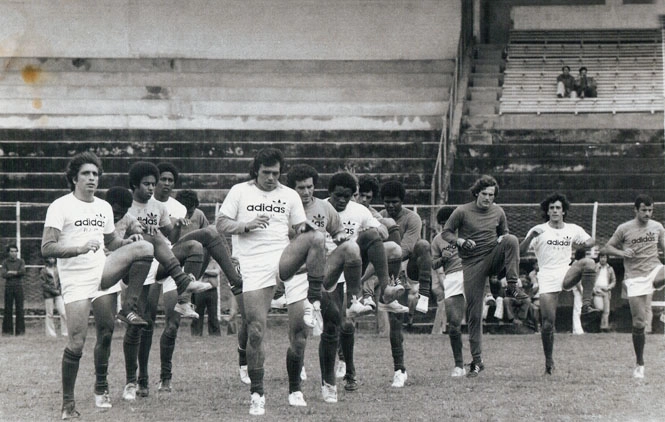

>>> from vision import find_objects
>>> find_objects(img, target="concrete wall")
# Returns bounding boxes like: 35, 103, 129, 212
512, 1, 665, 30
0, 0, 460, 60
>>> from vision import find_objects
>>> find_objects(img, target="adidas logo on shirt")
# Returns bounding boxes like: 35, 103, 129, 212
75, 213, 106, 228
631, 232, 656, 244
247, 199, 286, 213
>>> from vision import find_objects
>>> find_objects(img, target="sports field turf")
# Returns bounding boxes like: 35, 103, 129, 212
1, 321, 663, 421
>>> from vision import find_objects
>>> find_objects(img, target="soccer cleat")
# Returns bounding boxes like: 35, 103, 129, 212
61, 401, 80, 420
377, 300, 409, 314
346, 295, 373, 318
484, 293, 496, 307
117, 310, 148, 326
122, 383, 137, 401
174, 301, 199, 319
157, 379, 172, 392
451, 367, 466, 377
288, 391, 307, 407
362, 295, 376, 310
505, 284, 529, 300
391, 370, 408, 388
383, 282, 405, 304
94, 391, 112, 409
239, 365, 251, 385
185, 275, 213, 293
581, 304, 602, 316
335, 360, 346, 379
343, 374, 358, 391
137, 378, 149, 397
249, 393, 265, 416
301, 366, 307, 381
633, 365, 645, 379
271, 295, 287, 309
466, 361, 485, 378
321, 382, 338, 403
544, 366, 554, 376
312, 302, 324, 336
415, 295, 429, 314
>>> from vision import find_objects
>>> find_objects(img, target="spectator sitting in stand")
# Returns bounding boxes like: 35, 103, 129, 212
556, 65, 576, 98
575, 67, 597, 99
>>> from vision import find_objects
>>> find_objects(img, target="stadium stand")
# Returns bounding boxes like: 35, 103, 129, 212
500, 29, 663, 115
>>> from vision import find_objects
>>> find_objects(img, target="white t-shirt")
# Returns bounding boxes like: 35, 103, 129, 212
44, 193, 115, 279
526, 222, 590, 293
128, 198, 171, 232
163, 196, 187, 220
218, 180, 306, 258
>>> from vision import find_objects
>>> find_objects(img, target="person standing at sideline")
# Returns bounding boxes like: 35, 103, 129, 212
2, 244, 26, 336
40, 256, 68, 337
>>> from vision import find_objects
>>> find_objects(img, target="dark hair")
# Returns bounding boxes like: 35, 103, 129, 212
436, 207, 455, 225
156, 162, 180, 183
65, 152, 103, 191
105, 186, 133, 208
328, 172, 358, 193
562, 65, 570, 72
380, 180, 406, 201
250, 148, 284, 179
579, 66, 587, 73
539, 192, 570, 221
286, 164, 319, 189
469, 175, 499, 198
176, 189, 200, 210
6, 244, 18, 252
358, 175, 380, 197
128, 161, 160, 191
634, 194, 653, 210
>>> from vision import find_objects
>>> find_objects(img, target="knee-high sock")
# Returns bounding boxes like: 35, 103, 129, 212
94, 333, 113, 394
62, 348, 82, 404
417, 258, 432, 299
541, 327, 554, 368
138, 326, 154, 382
174, 251, 205, 295
344, 259, 363, 304
286, 348, 303, 394
632, 326, 645, 366
179, 228, 242, 286
160, 332, 177, 381
449, 332, 464, 368
123, 257, 153, 312
319, 332, 338, 385
389, 316, 405, 372
249, 368, 265, 396
238, 347, 247, 367
387, 257, 402, 280
339, 326, 355, 376
123, 325, 141, 384
581, 267, 597, 307
307, 274, 325, 303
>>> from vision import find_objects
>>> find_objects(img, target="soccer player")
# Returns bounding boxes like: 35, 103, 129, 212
432, 207, 467, 377
519, 193, 595, 375
325, 172, 408, 390
441, 175, 528, 377
594, 194, 665, 378
41, 152, 154, 420
380, 180, 433, 313
216, 148, 326, 415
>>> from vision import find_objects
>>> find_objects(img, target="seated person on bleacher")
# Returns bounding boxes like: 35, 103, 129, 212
501, 275, 532, 327
556, 66, 576, 98
575, 67, 597, 99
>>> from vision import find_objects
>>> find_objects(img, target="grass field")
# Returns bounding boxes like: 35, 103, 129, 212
1, 320, 664, 422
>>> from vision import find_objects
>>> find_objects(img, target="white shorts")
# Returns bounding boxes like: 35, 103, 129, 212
624, 264, 663, 298
237, 250, 281, 293
90, 280, 125, 302
61, 266, 104, 304
538, 267, 568, 294
162, 276, 177, 293
442, 270, 464, 299
143, 259, 160, 286
284, 273, 308, 305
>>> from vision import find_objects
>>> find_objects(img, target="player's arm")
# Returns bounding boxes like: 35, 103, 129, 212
520, 227, 542, 255
104, 231, 142, 252
41, 227, 99, 258
216, 213, 270, 234
603, 232, 631, 258
441, 208, 473, 249
400, 214, 422, 260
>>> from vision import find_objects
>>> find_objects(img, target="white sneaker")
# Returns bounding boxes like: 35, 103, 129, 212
494, 297, 504, 320
383, 283, 405, 303
378, 300, 409, 314
185, 276, 213, 294
288, 391, 307, 407
391, 370, 408, 387
239, 365, 251, 385
249, 393, 265, 416
94, 391, 112, 408
416, 295, 429, 313
335, 360, 346, 379
362, 296, 376, 310
347, 295, 373, 318
451, 367, 466, 377
271, 295, 287, 309
304, 300, 323, 335
321, 382, 338, 403
174, 302, 199, 319
303, 300, 315, 328
122, 383, 137, 401
633, 365, 645, 379
300, 366, 307, 381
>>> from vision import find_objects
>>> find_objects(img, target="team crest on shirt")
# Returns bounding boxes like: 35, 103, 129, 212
631, 232, 656, 244
75, 213, 106, 232
246, 199, 287, 214
311, 214, 326, 228
343, 220, 356, 236
137, 212, 159, 227
547, 236, 571, 247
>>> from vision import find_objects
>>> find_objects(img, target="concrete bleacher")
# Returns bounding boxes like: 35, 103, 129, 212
500, 29, 663, 115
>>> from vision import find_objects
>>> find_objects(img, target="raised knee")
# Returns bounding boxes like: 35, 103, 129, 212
580, 257, 596, 272
134, 240, 154, 257
504, 234, 519, 247
384, 241, 402, 260
340, 320, 355, 334
414, 239, 430, 255
339, 241, 360, 259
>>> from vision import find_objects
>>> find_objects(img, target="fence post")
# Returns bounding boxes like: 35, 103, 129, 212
16, 201, 21, 258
